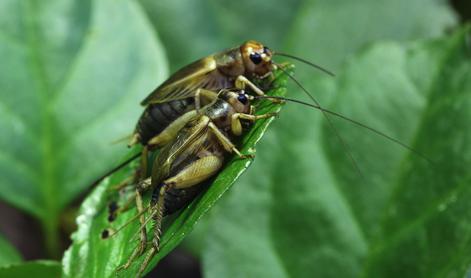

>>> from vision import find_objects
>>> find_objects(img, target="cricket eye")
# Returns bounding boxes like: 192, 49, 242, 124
249, 52, 262, 64
237, 94, 248, 104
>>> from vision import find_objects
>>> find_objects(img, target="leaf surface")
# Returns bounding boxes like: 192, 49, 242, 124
0, 261, 61, 278
0, 0, 167, 253
202, 27, 471, 278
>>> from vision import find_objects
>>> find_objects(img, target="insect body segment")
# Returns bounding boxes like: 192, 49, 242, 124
118, 90, 277, 276
134, 98, 195, 146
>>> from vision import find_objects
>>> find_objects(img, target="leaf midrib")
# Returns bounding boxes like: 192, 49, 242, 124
23, 0, 56, 222
21, 0, 94, 219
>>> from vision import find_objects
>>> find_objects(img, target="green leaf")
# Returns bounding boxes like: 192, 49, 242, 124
139, 0, 456, 72
201, 27, 471, 278
0, 261, 61, 278
285, 0, 457, 70
0, 234, 22, 267
62, 69, 293, 277
138, 0, 304, 71
0, 0, 167, 255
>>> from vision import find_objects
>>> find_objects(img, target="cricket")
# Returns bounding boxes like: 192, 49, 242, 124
97, 41, 429, 277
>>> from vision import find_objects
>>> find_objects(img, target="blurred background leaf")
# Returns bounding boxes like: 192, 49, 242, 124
0, 233, 22, 266
201, 27, 471, 278
138, 0, 303, 71
139, 0, 456, 71
133, 0, 467, 277
0, 0, 167, 256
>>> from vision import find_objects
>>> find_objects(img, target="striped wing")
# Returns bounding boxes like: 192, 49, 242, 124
141, 56, 222, 105
151, 116, 211, 183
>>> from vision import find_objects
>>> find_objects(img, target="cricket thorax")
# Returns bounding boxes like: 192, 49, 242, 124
205, 99, 233, 126
214, 47, 246, 77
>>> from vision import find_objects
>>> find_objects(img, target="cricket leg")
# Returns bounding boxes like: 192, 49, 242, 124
128, 133, 140, 147
230, 112, 278, 136
107, 148, 148, 223
113, 191, 135, 214
137, 155, 223, 277
146, 89, 217, 149
146, 110, 198, 148
108, 175, 135, 192
194, 88, 218, 112
116, 177, 152, 271
108, 148, 146, 193
235, 75, 266, 97
207, 122, 254, 159
109, 143, 149, 191
235, 75, 282, 103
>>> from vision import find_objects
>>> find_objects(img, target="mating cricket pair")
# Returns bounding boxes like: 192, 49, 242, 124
102, 40, 422, 277
106, 40, 304, 277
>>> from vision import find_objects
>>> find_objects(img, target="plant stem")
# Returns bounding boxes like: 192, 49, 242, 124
41, 213, 60, 259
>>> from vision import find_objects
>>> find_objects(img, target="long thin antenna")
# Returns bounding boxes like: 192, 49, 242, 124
275, 64, 365, 180
274, 52, 335, 77
256, 95, 434, 164
91, 152, 141, 186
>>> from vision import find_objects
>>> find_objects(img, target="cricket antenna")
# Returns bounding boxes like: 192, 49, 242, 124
274, 52, 335, 77
256, 94, 434, 165
91, 152, 141, 186
275, 63, 365, 180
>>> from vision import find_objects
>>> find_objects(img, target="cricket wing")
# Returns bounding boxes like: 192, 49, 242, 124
151, 117, 211, 184
141, 56, 225, 105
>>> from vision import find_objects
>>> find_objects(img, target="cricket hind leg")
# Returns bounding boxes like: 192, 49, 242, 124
116, 176, 152, 272
136, 154, 224, 276
106, 146, 151, 226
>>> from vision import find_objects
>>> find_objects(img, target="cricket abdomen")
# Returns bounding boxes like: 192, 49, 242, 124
136, 98, 195, 145
163, 186, 204, 216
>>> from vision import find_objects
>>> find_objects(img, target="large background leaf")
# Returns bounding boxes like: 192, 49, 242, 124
138, 0, 303, 71
201, 27, 471, 278
63, 70, 291, 277
0, 0, 167, 255
139, 0, 455, 71
132, 0, 462, 277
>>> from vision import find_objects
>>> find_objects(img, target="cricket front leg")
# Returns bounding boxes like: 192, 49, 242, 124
235, 75, 266, 97
235, 75, 282, 103
230, 112, 278, 136
208, 122, 254, 159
